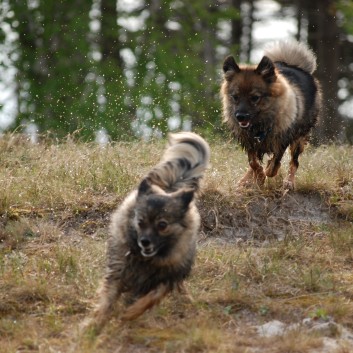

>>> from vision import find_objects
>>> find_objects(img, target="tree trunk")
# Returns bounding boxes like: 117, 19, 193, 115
306, 0, 342, 143
231, 0, 243, 56
100, 0, 123, 69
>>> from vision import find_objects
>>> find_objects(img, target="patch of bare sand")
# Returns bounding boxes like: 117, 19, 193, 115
199, 190, 331, 243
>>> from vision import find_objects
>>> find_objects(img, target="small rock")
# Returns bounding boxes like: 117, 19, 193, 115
257, 320, 286, 337
308, 321, 341, 338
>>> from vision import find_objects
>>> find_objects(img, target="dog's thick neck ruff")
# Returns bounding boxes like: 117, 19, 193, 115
251, 126, 272, 144
237, 121, 274, 151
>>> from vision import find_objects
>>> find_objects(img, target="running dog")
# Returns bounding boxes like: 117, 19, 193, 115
221, 40, 322, 189
82, 132, 210, 333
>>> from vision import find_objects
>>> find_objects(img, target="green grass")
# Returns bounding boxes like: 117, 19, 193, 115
1, 133, 353, 352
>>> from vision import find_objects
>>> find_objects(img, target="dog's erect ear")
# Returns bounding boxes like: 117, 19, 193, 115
223, 56, 240, 73
179, 189, 194, 210
137, 178, 153, 197
223, 56, 241, 81
255, 56, 276, 83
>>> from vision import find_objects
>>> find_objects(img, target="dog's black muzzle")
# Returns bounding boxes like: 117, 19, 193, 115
235, 112, 252, 129
138, 235, 158, 257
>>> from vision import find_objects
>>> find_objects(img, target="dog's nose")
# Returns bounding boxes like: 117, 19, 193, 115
140, 237, 151, 247
235, 112, 251, 122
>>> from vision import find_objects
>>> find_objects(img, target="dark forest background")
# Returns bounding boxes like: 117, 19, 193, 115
1, 0, 353, 143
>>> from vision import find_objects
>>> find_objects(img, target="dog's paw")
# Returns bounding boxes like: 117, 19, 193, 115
79, 318, 99, 336
236, 178, 253, 189
255, 172, 266, 186
237, 169, 265, 188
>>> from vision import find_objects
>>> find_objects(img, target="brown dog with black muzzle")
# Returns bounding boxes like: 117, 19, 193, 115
221, 40, 322, 189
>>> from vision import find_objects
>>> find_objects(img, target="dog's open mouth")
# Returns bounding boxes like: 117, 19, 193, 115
140, 247, 158, 257
239, 121, 251, 129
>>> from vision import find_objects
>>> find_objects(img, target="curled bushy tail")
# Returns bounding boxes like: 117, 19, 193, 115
146, 132, 210, 192
264, 40, 317, 74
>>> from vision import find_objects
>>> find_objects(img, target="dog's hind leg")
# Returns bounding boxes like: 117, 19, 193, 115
121, 283, 171, 321
284, 137, 306, 190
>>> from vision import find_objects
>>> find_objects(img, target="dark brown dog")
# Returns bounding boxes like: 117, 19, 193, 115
82, 132, 210, 333
221, 40, 322, 189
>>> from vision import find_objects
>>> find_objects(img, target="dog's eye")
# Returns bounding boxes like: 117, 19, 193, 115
137, 220, 145, 228
156, 221, 168, 231
230, 94, 239, 102
250, 95, 261, 104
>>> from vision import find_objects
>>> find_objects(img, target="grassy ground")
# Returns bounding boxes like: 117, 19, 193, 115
1, 133, 353, 353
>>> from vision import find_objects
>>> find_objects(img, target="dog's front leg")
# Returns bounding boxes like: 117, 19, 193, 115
121, 283, 170, 321
265, 147, 287, 178
80, 274, 122, 335
238, 151, 265, 187
176, 281, 194, 303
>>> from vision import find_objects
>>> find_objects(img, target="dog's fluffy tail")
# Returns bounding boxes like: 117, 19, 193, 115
145, 132, 210, 192
264, 40, 317, 74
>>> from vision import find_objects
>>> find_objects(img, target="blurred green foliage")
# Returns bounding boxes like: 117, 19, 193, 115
338, 0, 353, 34
5, 0, 238, 140
2, 0, 353, 141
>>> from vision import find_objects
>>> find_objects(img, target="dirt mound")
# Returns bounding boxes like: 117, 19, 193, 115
199, 190, 331, 242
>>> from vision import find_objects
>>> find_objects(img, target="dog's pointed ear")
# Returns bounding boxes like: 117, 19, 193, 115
137, 178, 153, 197
223, 56, 240, 73
223, 56, 240, 81
179, 189, 194, 210
255, 56, 276, 83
